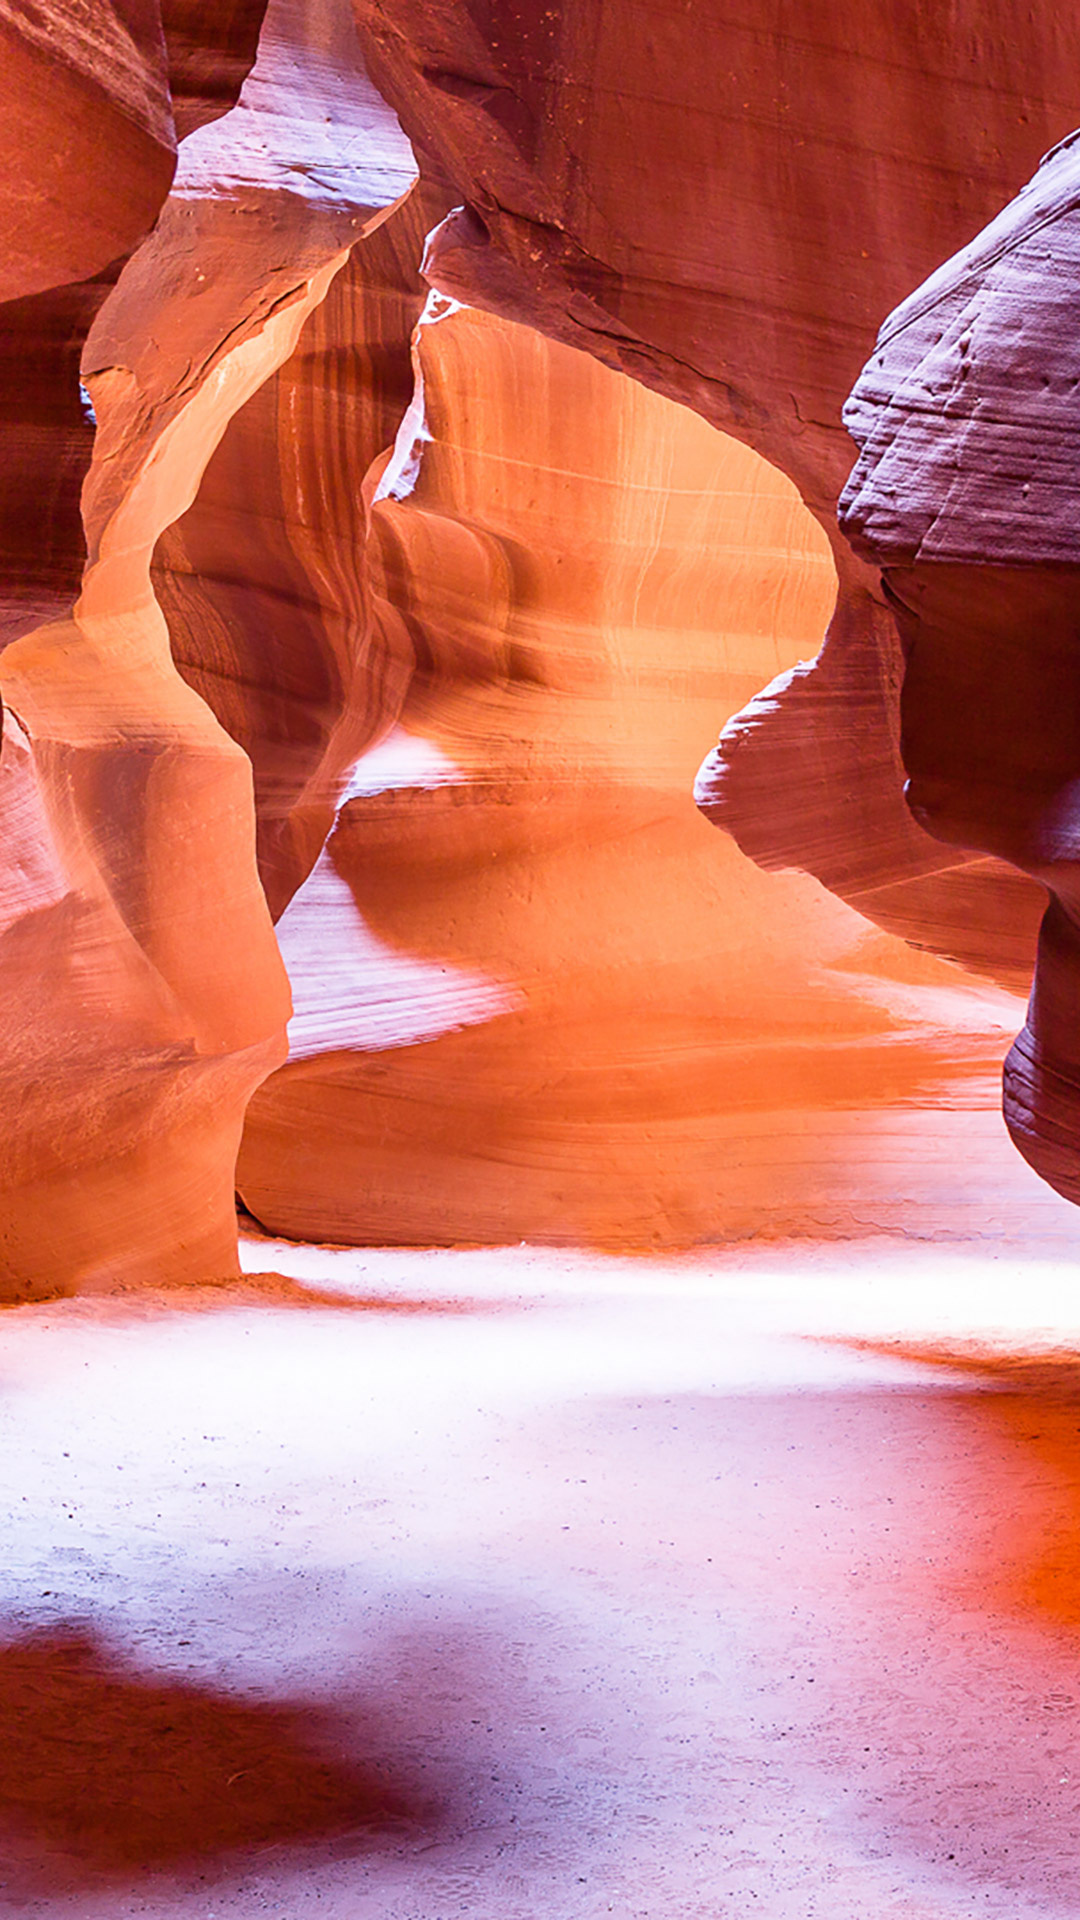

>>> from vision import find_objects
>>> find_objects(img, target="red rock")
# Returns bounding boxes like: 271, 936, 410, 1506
154, 189, 438, 919
162, 0, 269, 138
235, 298, 1034, 1247
0, 1, 175, 306
0, 2, 271, 648
0, 0, 415, 1296
353, 0, 1071, 973
3, 0, 1078, 1285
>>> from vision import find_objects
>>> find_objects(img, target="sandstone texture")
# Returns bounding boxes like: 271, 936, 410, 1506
234, 297, 1036, 1248
3, 0, 1080, 1288
0, 3, 273, 652
352, 0, 1077, 980
0, 0, 174, 308
0, 0, 415, 1295
153, 187, 437, 919
841, 133, 1080, 1208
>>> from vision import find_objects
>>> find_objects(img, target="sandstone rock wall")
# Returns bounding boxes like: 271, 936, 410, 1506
840, 133, 1080, 1209
3, 0, 1079, 1291
234, 299, 1047, 1247
0, 0, 415, 1295
153, 189, 439, 920
0, 3, 278, 662
352, 0, 1072, 977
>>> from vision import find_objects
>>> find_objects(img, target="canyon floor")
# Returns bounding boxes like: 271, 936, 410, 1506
6, 1219, 1080, 1916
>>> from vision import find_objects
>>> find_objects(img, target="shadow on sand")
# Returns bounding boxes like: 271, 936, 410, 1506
0, 1623, 441, 1894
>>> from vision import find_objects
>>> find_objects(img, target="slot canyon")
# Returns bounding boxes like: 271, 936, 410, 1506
4, 1, 1080, 1914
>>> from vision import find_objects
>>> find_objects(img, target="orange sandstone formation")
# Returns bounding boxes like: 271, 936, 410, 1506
0, 7, 168, 652
0, 4, 270, 650
153, 189, 438, 919
235, 300, 1038, 1248
162, 1, 269, 139
352, 0, 1067, 979
0, 0, 416, 1297
3, 0, 1079, 1289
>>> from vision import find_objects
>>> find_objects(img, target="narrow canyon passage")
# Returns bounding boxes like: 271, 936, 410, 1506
10, 3, 1080, 1914
6, 1228, 1080, 1916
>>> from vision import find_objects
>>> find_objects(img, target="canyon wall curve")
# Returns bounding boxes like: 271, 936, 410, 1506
0, 0, 417, 1298
840, 131, 1080, 1213
231, 298, 1055, 1247
5, 0, 1080, 1293
350, 0, 1071, 982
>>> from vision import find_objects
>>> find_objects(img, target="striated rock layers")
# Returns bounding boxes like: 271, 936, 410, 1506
841, 132, 1080, 1209
0, 2, 274, 651
153, 185, 439, 920
0, 0, 416, 1296
351, 0, 1078, 983
0, 0, 173, 309
5, 0, 1080, 1287
234, 298, 1051, 1248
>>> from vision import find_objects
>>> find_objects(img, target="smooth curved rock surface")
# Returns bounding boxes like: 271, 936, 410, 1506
154, 186, 439, 918
3, 0, 1076, 1284
0, 4, 166, 652
0, 0, 175, 306
0, 0, 416, 1297
840, 132, 1080, 1208
236, 299, 1036, 1248
353, 0, 1070, 977
0, 0, 270, 304
0, 2, 275, 651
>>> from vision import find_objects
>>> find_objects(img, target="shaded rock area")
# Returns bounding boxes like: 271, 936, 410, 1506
0, 1, 271, 652
841, 134, 1080, 1209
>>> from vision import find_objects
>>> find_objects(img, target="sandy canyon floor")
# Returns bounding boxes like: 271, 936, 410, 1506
7, 1228, 1080, 1915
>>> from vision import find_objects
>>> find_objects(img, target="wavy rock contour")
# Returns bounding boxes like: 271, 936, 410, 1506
0, 5, 277, 652
153, 186, 439, 919
0, 0, 416, 1296
841, 131, 1080, 1207
351, 0, 1075, 980
234, 298, 1050, 1248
